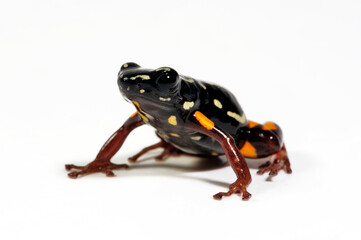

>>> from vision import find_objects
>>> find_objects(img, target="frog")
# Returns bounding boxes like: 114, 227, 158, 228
66, 62, 292, 200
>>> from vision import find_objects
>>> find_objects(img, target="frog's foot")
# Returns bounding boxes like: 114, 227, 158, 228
128, 139, 182, 163
65, 160, 129, 179
213, 178, 252, 201
257, 145, 292, 176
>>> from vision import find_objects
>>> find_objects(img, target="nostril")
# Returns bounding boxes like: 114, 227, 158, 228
137, 83, 142, 88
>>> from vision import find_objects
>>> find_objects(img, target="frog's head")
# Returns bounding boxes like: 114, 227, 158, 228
117, 62, 181, 103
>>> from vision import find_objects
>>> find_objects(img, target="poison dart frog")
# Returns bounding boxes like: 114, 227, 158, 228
66, 62, 292, 200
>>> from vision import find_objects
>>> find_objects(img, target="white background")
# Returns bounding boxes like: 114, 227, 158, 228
1, 0, 360, 239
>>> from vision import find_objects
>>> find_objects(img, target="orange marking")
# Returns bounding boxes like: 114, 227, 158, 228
248, 120, 259, 128
130, 112, 138, 118
194, 111, 214, 130
262, 122, 277, 130
240, 141, 258, 158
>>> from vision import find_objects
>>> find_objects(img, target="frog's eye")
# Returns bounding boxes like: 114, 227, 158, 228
154, 67, 180, 93
121, 62, 141, 71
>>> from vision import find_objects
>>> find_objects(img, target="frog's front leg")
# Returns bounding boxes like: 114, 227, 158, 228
187, 111, 252, 201
65, 113, 145, 178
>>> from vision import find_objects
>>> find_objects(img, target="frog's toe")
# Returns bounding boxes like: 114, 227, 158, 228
65, 161, 129, 179
257, 152, 292, 177
213, 178, 252, 201
65, 164, 84, 171
256, 144, 292, 177
68, 171, 81, 179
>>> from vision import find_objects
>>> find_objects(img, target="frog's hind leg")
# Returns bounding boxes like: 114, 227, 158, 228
128, 137, 183, 163
256, 144, 291, 176
238, 121, 292, 177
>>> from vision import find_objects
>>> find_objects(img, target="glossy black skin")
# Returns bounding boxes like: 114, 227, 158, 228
118, 63, 248, 156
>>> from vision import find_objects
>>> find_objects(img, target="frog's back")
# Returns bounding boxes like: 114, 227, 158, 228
192, 78, 247, 138
163, 76, 248, 155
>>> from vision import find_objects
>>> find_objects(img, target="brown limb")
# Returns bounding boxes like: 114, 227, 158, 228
65, 113, 145, 178
128, 138, 182, 163
257, 144, 292, 177
187, 111, 252, 200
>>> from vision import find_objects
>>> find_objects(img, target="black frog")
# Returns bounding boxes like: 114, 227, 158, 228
66, 62, 292, 200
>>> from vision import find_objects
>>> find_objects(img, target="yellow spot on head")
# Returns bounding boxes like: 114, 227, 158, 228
185, 78, 194, 83
123, 63, 128, 68
213, 99, 222, 109
168, 115, 177, 126
240, 141, 257, 158
198, 82, 207, 90
170, 133, 180, 137
130, 75, 150, 80
155, 67, 171, 72
211, 152, 219, 156
194, 111, 214, 130
227, 111, 246, 124
183, 101, 194, 110
139, 89, 145, 93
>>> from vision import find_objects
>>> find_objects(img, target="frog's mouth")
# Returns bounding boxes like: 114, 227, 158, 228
122, 95, 132, 103
121, 90, 181, 106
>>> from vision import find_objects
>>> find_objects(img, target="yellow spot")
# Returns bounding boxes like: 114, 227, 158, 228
130, 112, 137, 118
130, 75, 150, 80
140, 89, 145, 93
144, 112, 154, 120
132, 100, 140, 108
248, 120, 259, 128
191, 136, 201, 141
240, 141, 257, 158
198, 82, 207, 90
183, 101, 194, 110
168, 115, 177, 126
262, 122, 277, 130
123, 63, 128, 68
227, 111, 246, 124
156, 67, 171, 71
139, 113, 149, 122
132, 101, 152, 122
213, 99, 222, 109
159, 97, 171, 101
170, 133, 180, 137
211, 152, 219, 156
194, 111, 214, 130
185, 78, 194, 83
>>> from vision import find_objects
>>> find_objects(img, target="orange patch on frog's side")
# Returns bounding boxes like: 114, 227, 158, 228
247, 120, 260, 128
194, 111, 214, 130
262, 122, 277, 131
240, 141, 258, 158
